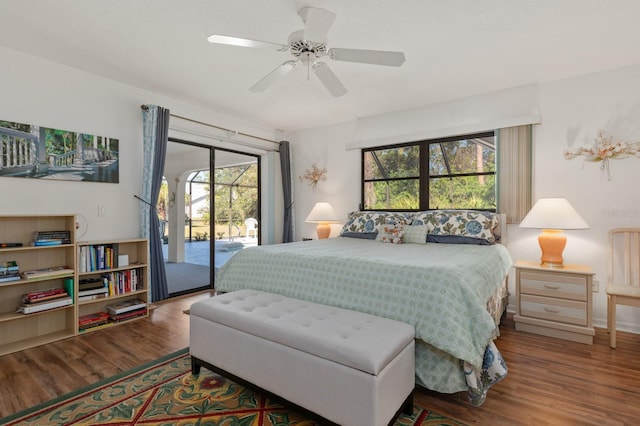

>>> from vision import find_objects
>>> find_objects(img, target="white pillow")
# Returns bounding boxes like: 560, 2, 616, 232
403, 224, 427, 244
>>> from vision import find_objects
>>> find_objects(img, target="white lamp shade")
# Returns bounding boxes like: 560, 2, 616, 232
305, 202, 339, 223
519, 198, 589, 230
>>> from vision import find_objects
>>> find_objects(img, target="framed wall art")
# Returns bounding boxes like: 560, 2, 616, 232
0, 119, 119, 183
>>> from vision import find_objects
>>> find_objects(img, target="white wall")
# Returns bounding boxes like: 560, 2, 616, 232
287, 63, 640, 333
0, 46, 279, 242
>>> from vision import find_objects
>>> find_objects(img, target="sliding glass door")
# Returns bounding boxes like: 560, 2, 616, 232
159, 139, 260, 296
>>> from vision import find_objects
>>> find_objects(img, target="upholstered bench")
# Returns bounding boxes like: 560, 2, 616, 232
189, 289, 415, 426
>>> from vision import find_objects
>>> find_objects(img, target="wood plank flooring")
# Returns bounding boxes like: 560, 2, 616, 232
1, 290, 639, 425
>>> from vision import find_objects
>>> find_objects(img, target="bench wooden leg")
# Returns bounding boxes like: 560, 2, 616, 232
401, 391, 413, 415
191, 356, 202, 375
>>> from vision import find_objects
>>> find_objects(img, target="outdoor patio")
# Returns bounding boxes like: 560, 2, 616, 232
161, 237, 257, 295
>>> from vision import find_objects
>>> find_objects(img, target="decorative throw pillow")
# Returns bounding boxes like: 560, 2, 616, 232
402, 224, 428, 244
410, 211, 434, 226
340, 211, 412, 236
427, 210, 499, 244
375, 222, 405, 244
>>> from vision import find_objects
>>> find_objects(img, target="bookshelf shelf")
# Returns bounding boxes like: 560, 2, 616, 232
0, 215, 77, 356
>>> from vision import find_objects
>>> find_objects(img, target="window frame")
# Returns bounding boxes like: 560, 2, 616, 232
360, 131, 496, 212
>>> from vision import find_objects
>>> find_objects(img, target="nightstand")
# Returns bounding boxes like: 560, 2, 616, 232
513, 260, 595, 344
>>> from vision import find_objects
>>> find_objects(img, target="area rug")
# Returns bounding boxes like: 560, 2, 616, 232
2, 348, 466, 426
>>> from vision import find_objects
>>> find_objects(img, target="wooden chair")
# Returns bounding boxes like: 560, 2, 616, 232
606, 228, 640, 348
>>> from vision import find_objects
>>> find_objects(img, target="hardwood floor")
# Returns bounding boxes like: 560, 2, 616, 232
1, 291, 639, 425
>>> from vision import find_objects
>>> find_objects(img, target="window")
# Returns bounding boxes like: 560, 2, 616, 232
362, 132, 496, 211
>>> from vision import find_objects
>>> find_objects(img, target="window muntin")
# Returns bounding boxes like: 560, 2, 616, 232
362, 132, 496, 211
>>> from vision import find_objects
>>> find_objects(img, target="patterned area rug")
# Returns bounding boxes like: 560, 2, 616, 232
2, 348, 466, 425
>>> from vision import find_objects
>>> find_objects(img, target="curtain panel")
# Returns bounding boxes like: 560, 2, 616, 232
141, 105, 170, 302
497, 124, 532, 224
279, 141, 295, 243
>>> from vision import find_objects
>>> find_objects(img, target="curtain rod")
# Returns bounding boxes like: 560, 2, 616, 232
140, 105, 279, 146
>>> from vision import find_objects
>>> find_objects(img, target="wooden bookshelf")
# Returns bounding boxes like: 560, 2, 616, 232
76, 238, 149, 333
0, 216, 150, 355
0, 215, 76, 356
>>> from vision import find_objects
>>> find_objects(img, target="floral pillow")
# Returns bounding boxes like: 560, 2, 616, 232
340, 211, 412, 236
375, 222, 405, 244
426, 210, 499, 244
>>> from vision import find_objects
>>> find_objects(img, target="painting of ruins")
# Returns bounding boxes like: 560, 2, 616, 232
0, 120, 119, 183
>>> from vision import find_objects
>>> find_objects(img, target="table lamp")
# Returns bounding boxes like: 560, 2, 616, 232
305, 202, 339, 239
519, 197, 589, 267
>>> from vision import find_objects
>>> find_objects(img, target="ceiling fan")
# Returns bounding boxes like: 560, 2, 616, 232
207, 7, 406, 97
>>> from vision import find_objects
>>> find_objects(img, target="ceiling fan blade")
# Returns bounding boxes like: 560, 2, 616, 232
250, 60, 298, 92
299, 7, 336, 42
313, 62, 347, 97
328, 48, 406, 66
207, 34, 288, 51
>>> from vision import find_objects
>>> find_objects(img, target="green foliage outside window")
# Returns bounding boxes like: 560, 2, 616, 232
362, 132, 496, 211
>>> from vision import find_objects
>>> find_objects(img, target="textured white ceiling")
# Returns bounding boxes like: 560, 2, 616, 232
1, 0, 639, 132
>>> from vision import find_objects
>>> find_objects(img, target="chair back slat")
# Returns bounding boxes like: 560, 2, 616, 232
609, 228, 640, 288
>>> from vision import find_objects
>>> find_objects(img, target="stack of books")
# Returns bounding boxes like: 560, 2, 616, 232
0, 260, 20, 283
21, 266, 74, 280
106, 298, 147, 322
18, 288, 72, 314
31, 230, 72, 246
78, 312, 110, 331
78, 278, 108, 301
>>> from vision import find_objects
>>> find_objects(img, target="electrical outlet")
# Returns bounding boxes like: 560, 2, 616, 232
592, 279, 599, 293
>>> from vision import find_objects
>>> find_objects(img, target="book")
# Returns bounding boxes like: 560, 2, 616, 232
24, 288, 66, 301
23, 292, 69, 304
32, 230, 71, 243
110, 308, 147, 322
0, 274, 21, 283
106, 298, 147, 315
78, 311, 110, 325
31, 240, 64, 247
78, 287, 108, 297
18, 296, 72, 314
79, 319, 110, 331
78, 294, 107, 301
0, 260, 19, 275
79, 278, 105, 291
22, 266, 74, 280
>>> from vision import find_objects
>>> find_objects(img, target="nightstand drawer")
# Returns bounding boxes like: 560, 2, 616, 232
520, 294, 587, 326
520, 270, 587, 301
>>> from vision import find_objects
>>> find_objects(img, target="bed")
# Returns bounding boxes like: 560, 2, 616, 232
215, 210, 513, 405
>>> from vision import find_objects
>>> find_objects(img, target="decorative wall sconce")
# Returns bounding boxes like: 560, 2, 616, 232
299, 163, 327, 191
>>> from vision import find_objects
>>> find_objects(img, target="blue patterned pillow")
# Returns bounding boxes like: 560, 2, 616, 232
339, 211, 412, 236
426, 210, 499, 244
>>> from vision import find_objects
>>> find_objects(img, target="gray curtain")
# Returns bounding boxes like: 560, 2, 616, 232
141, 105, 169, 302
280, 141, 294, 243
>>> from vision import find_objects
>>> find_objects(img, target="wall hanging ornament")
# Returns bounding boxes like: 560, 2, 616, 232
299, 163, 327, 191
563, 130, 640, 180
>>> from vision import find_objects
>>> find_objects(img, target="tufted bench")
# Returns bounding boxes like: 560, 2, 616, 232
190, 289, 415, 426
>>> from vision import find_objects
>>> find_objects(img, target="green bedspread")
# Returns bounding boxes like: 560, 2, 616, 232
216, 237, 513, 398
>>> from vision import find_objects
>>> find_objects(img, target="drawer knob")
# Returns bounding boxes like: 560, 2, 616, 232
544, 307, 560, 313
544, 284, 560, 290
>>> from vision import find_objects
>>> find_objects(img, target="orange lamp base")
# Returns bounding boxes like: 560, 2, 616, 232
538, 229, 567, 267
316, 222, 331, 239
